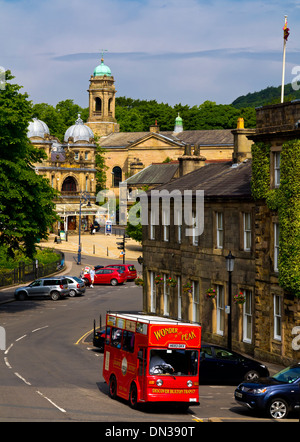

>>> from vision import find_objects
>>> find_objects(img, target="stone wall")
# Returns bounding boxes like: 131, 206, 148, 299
142, 198, 256, 356
254, 201, 300, 365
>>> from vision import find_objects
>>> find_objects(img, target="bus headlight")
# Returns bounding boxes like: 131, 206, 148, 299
156, 379, 163, 387
187, 380, 193, 387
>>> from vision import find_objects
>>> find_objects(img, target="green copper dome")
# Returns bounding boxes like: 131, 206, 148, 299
93, 58, 112, 77
174, 113, 183, 133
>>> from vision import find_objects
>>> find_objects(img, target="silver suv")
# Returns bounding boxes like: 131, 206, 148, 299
14, 277, 69, 301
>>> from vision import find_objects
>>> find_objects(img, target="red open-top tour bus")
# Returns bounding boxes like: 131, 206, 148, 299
102, 312, 201, 409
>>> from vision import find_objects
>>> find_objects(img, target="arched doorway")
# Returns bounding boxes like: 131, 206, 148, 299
62, 176, 77, 192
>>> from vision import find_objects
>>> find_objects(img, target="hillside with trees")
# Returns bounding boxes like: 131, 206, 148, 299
231, 83, 300, 109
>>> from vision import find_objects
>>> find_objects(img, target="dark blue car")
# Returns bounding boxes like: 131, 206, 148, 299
235, 363, 300, 419
199, 345, 269, 384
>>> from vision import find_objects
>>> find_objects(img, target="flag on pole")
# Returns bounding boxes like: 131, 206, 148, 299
283, 18, 290, 41
281, 16, 289, 103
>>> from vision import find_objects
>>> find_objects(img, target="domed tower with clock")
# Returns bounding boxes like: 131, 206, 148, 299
86, 54, 119, 137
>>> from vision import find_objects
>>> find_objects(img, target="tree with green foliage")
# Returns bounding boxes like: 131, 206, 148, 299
0, 71, 58, 259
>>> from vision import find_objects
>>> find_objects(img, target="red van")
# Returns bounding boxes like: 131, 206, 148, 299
104, 264, 137, 281
84, 268, 126, 286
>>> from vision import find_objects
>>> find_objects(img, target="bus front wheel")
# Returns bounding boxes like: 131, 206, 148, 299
129, 382, 138, 409
109, 375, 117, 399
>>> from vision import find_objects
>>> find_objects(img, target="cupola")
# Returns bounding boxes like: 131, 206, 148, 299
64, 114, 94, 143
93, 57, 112, 77
27, 117, 50, 139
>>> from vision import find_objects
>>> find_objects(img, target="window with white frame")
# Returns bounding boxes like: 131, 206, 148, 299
176, 209, 182, 244
216, 212, 223, 249
242, 289, 252, 343
216, 285, 224, 335
274, 152, 281, 187
150, 271, 157, 313
273, 294, 282, 341
177, 276, 182, 319
274, 223, 280, 272
163, 209, 169, 242
243, 213, 251, 251
192, 281, 200, 323
163, 274, 170, 316
150, 209, 155, 240
74, 151, 79, 160
85, 151, 89, 160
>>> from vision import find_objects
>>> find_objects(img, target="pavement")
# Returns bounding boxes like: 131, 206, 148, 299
40, 231, 143, 261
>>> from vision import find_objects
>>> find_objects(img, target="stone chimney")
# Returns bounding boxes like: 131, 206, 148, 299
178, 143, 206, 177
150, 120, 160, 133
231, 118, 255, 163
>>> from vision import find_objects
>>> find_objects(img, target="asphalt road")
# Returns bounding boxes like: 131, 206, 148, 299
0, 252, 298, 424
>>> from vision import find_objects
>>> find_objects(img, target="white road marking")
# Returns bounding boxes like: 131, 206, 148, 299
32, 325, 49, 333
4, 357, 12, 369
3, 324, 66, 414
16, 334, 27, 342
36, 390, 66, 413
4, 343, 13, 354
14, 372, 31, 385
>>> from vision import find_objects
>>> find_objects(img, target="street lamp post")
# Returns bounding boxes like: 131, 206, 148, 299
77, 191, 91, 265
225, 251, 235, 350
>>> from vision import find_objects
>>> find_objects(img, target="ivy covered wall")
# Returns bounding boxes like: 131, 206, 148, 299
251, 140, 300, 298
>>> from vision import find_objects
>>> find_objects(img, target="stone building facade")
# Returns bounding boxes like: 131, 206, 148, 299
28, 116, 100, 233
141, 103, 300, 366
141, 157, 257, 357
248, 101, 300, 365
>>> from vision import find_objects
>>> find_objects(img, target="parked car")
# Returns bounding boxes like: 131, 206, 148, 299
104, 264, 137, 281
93, 326, 110, 351
83, 268, 127, 286
14, 277, 69, 301
63, 276, 86, 297
199, 345, 269, 384
235, 363, 300, 419
94, 265, 104, 271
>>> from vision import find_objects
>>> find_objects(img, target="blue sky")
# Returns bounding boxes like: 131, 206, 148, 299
1, 0, 300, 109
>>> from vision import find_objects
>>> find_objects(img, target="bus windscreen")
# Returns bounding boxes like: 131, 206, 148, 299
149, 349, 198, 376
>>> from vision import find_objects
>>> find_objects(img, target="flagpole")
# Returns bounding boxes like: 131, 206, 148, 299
281, 15, 288, 103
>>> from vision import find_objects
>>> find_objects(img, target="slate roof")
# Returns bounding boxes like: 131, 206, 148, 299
99, 129, 234, 148
151, 160, 252, 199
166, 129, 234, 146
125, 163, 179, 186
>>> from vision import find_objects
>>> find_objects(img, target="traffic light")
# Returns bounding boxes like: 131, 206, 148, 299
116, 233, 126, 263
116, 239, 125, 250
117, 233, 126, 264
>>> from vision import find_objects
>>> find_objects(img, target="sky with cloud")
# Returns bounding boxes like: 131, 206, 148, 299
1, 0, 300, 109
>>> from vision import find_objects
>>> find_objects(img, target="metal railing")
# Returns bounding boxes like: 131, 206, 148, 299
0, 251, 65, 287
